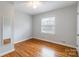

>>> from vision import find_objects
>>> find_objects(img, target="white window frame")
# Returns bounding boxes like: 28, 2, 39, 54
41, 17, 55, 34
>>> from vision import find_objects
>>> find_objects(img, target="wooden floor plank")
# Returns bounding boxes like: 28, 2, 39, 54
3, 38, 78, 57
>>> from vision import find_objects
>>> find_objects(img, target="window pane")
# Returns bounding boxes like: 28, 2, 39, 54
41, 17, 55, 34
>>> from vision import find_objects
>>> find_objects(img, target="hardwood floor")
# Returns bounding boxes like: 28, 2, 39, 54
3, 38, 78, 57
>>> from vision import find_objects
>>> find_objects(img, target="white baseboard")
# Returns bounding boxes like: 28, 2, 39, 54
33, 37, 76, 48
14, 37, 76, 48
14, 37, 32, 44
0, 49, 15, 57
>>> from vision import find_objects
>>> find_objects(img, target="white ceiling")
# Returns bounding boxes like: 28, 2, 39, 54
14, 1, 76, 15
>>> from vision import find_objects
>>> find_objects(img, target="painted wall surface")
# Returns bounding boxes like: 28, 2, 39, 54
14, 11, 32, 43
0, 6, 2, 47
77, 2, 79, 56
32, 4, 77, 48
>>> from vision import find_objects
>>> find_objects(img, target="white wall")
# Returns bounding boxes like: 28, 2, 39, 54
14, 11, 32, 43
77, 2, 79, 56
0, 3, 3, 47
77, 2, 79, 34
32, 4, 77, 48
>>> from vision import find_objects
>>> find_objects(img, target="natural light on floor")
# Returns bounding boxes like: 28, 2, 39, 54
41, 47, 55, 57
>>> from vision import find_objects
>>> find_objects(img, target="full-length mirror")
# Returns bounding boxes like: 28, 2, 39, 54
3, 16, 12, 45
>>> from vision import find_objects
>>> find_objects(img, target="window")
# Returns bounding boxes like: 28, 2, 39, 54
41, 17, 55, 34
